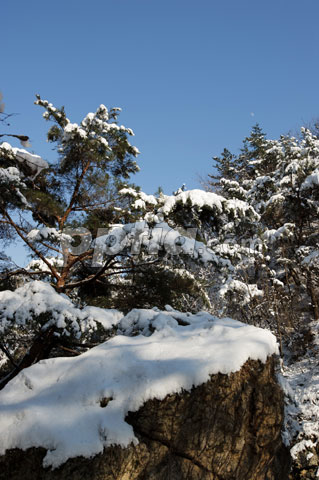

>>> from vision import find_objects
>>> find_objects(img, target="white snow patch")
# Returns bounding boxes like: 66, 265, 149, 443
159, 189, 224, 215
301, 169, 319, 189
0, 281, 123, 338
0, 142, 48, 177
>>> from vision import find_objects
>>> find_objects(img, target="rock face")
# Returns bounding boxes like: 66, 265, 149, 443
0, 357, 290, 480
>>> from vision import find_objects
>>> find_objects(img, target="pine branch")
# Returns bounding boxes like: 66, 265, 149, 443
62, 257, 160, 290
1, 268, 55, 280
1, 208, 60, 282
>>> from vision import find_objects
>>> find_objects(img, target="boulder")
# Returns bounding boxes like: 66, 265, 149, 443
0, 356, 290, 480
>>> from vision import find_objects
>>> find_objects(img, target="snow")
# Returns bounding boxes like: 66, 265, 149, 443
83, 306, 123, 330
119, 187, 138, 197
26, 257, 64, 272
99, 137, 109, 147
219, 278, 263, 305
94, 220, 228, 266
0, 308, 278, 468
63, 122, 87, 140
220, 179, 247, 199
138, 192, 157, 205
120, 188, 259, 231
280, 321, 319, 460
0, 164, 29, 206
0, 142, 48, 177
159, 189, 224, 215
0, 166, 23, 184
27, 227, 72, 244
224, 198, 259, 221
262, 223, 295, 243
0, 281, 123, 339
119, 188, 160, 209
265, 193, 285, 207
302, 249, 319, 267
301, 168, 319, 189
132, 198, 146, 209
35, 96, 139, 161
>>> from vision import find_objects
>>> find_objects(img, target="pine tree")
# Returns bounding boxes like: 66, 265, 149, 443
205, 124, 319, 338
237, 123, 268, 179
0, 95, 141, 292
208, 148, 238, 194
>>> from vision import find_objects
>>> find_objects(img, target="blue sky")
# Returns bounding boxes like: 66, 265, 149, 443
2, 0, 319, 197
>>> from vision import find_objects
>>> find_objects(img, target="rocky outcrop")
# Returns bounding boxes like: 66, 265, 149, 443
0, 356, 290, 480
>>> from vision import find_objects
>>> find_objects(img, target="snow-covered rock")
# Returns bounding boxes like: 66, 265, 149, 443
0, 308, 279, 469
0, 355, 289, 480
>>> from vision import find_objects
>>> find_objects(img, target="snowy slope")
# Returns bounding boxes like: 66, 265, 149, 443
280, 322, 319, 467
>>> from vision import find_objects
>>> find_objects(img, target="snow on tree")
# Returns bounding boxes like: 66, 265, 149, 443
205, 124, 319, 352
0, 95, 268, 386
0, 96, 143, 382
0, 95, 140, 289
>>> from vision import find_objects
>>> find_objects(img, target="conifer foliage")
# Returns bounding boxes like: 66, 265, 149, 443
207, 124, 319, 347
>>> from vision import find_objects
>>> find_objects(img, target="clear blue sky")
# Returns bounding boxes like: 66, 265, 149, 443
2, 0, 319, 196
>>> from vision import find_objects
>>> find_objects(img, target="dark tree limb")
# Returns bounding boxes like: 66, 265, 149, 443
0, 328, 57, 391
0, 342, 18, 368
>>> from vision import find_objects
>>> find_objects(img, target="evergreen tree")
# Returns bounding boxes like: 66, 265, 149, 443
208, 148, 238, 193
0, 95, 140, 292
205, 125, 319, 341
